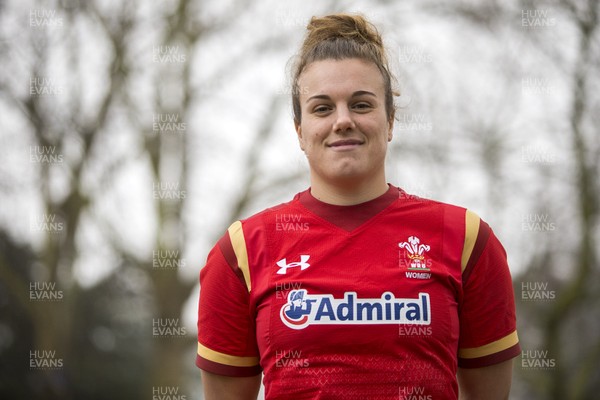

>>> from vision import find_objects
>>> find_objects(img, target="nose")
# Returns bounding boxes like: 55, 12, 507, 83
333, 107, 355, 133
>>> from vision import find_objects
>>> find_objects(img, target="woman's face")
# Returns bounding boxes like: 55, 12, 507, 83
295, 58, 393, 188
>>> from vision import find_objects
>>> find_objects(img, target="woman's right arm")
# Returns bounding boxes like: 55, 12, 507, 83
202, 371, 261, 400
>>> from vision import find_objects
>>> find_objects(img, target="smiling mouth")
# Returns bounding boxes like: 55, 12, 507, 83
328, 139, 364, 150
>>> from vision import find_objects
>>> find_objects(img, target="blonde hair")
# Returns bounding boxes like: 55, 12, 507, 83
291, 14, 397, 124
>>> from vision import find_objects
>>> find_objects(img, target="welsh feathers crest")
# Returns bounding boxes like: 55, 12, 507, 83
399, 236, 431, 270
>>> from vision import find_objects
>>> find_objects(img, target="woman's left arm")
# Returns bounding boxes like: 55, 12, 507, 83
457, 359, 513, 400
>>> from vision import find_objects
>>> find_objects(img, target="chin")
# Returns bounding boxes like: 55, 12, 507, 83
312, 159, 377, 183
326, 168, 368, 183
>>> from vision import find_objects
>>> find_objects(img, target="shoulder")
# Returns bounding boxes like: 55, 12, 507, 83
396, 187, 466, 214
396, 188, 473, 232
396, 187, 494, 273
216, 192, 306, 292
235, 191, 305, 229
397, 186, 488, 224
221, 190, 307, 250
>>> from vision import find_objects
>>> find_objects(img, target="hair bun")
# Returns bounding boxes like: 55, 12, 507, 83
304, 14, 384, 53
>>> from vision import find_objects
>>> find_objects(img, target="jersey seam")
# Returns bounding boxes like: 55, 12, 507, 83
461, 223, 491, 285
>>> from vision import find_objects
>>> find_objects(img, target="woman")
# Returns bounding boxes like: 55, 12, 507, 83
196, 14, 520, 400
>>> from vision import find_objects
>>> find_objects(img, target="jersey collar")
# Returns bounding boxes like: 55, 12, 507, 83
296, 184, 400, 232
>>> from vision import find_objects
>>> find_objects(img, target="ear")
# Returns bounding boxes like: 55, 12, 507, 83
295, 121, 305, 151
387, 116, 394, 142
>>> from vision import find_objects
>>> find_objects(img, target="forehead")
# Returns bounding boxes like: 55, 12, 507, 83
298, 58, 385, 99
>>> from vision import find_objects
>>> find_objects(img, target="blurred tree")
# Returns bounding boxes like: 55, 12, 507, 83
1, 0, 597, 399
0, 0, 306, 398
420, 0, 600, 398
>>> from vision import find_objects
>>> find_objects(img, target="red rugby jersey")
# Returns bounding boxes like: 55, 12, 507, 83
196, 185, 520, 399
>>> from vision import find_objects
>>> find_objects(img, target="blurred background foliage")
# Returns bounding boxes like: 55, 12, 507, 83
0, 0, 598, 399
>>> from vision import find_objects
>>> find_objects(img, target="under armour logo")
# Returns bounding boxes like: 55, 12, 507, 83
276, 255, 311, 275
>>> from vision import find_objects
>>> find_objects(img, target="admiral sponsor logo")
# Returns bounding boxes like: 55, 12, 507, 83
276, 255, 310, 275
399, 236, 432, 279
280, 290, 431, 330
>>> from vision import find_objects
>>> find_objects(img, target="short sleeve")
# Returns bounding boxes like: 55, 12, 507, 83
458, 213, 521, 368
196, 225, 262, 377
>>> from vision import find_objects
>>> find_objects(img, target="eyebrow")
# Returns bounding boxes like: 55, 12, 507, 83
306, 90, 377, 103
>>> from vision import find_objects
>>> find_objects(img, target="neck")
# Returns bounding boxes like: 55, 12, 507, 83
309, 172, 389, 206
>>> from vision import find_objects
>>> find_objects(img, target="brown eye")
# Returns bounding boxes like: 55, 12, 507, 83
313, 105, 332, 114
352, 102, 373, 111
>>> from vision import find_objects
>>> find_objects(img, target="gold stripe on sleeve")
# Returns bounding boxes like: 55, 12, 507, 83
227, 221, 252, 292
198, 342, 259, 367
458, 331, 519, 359
461, 210, 481, 273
